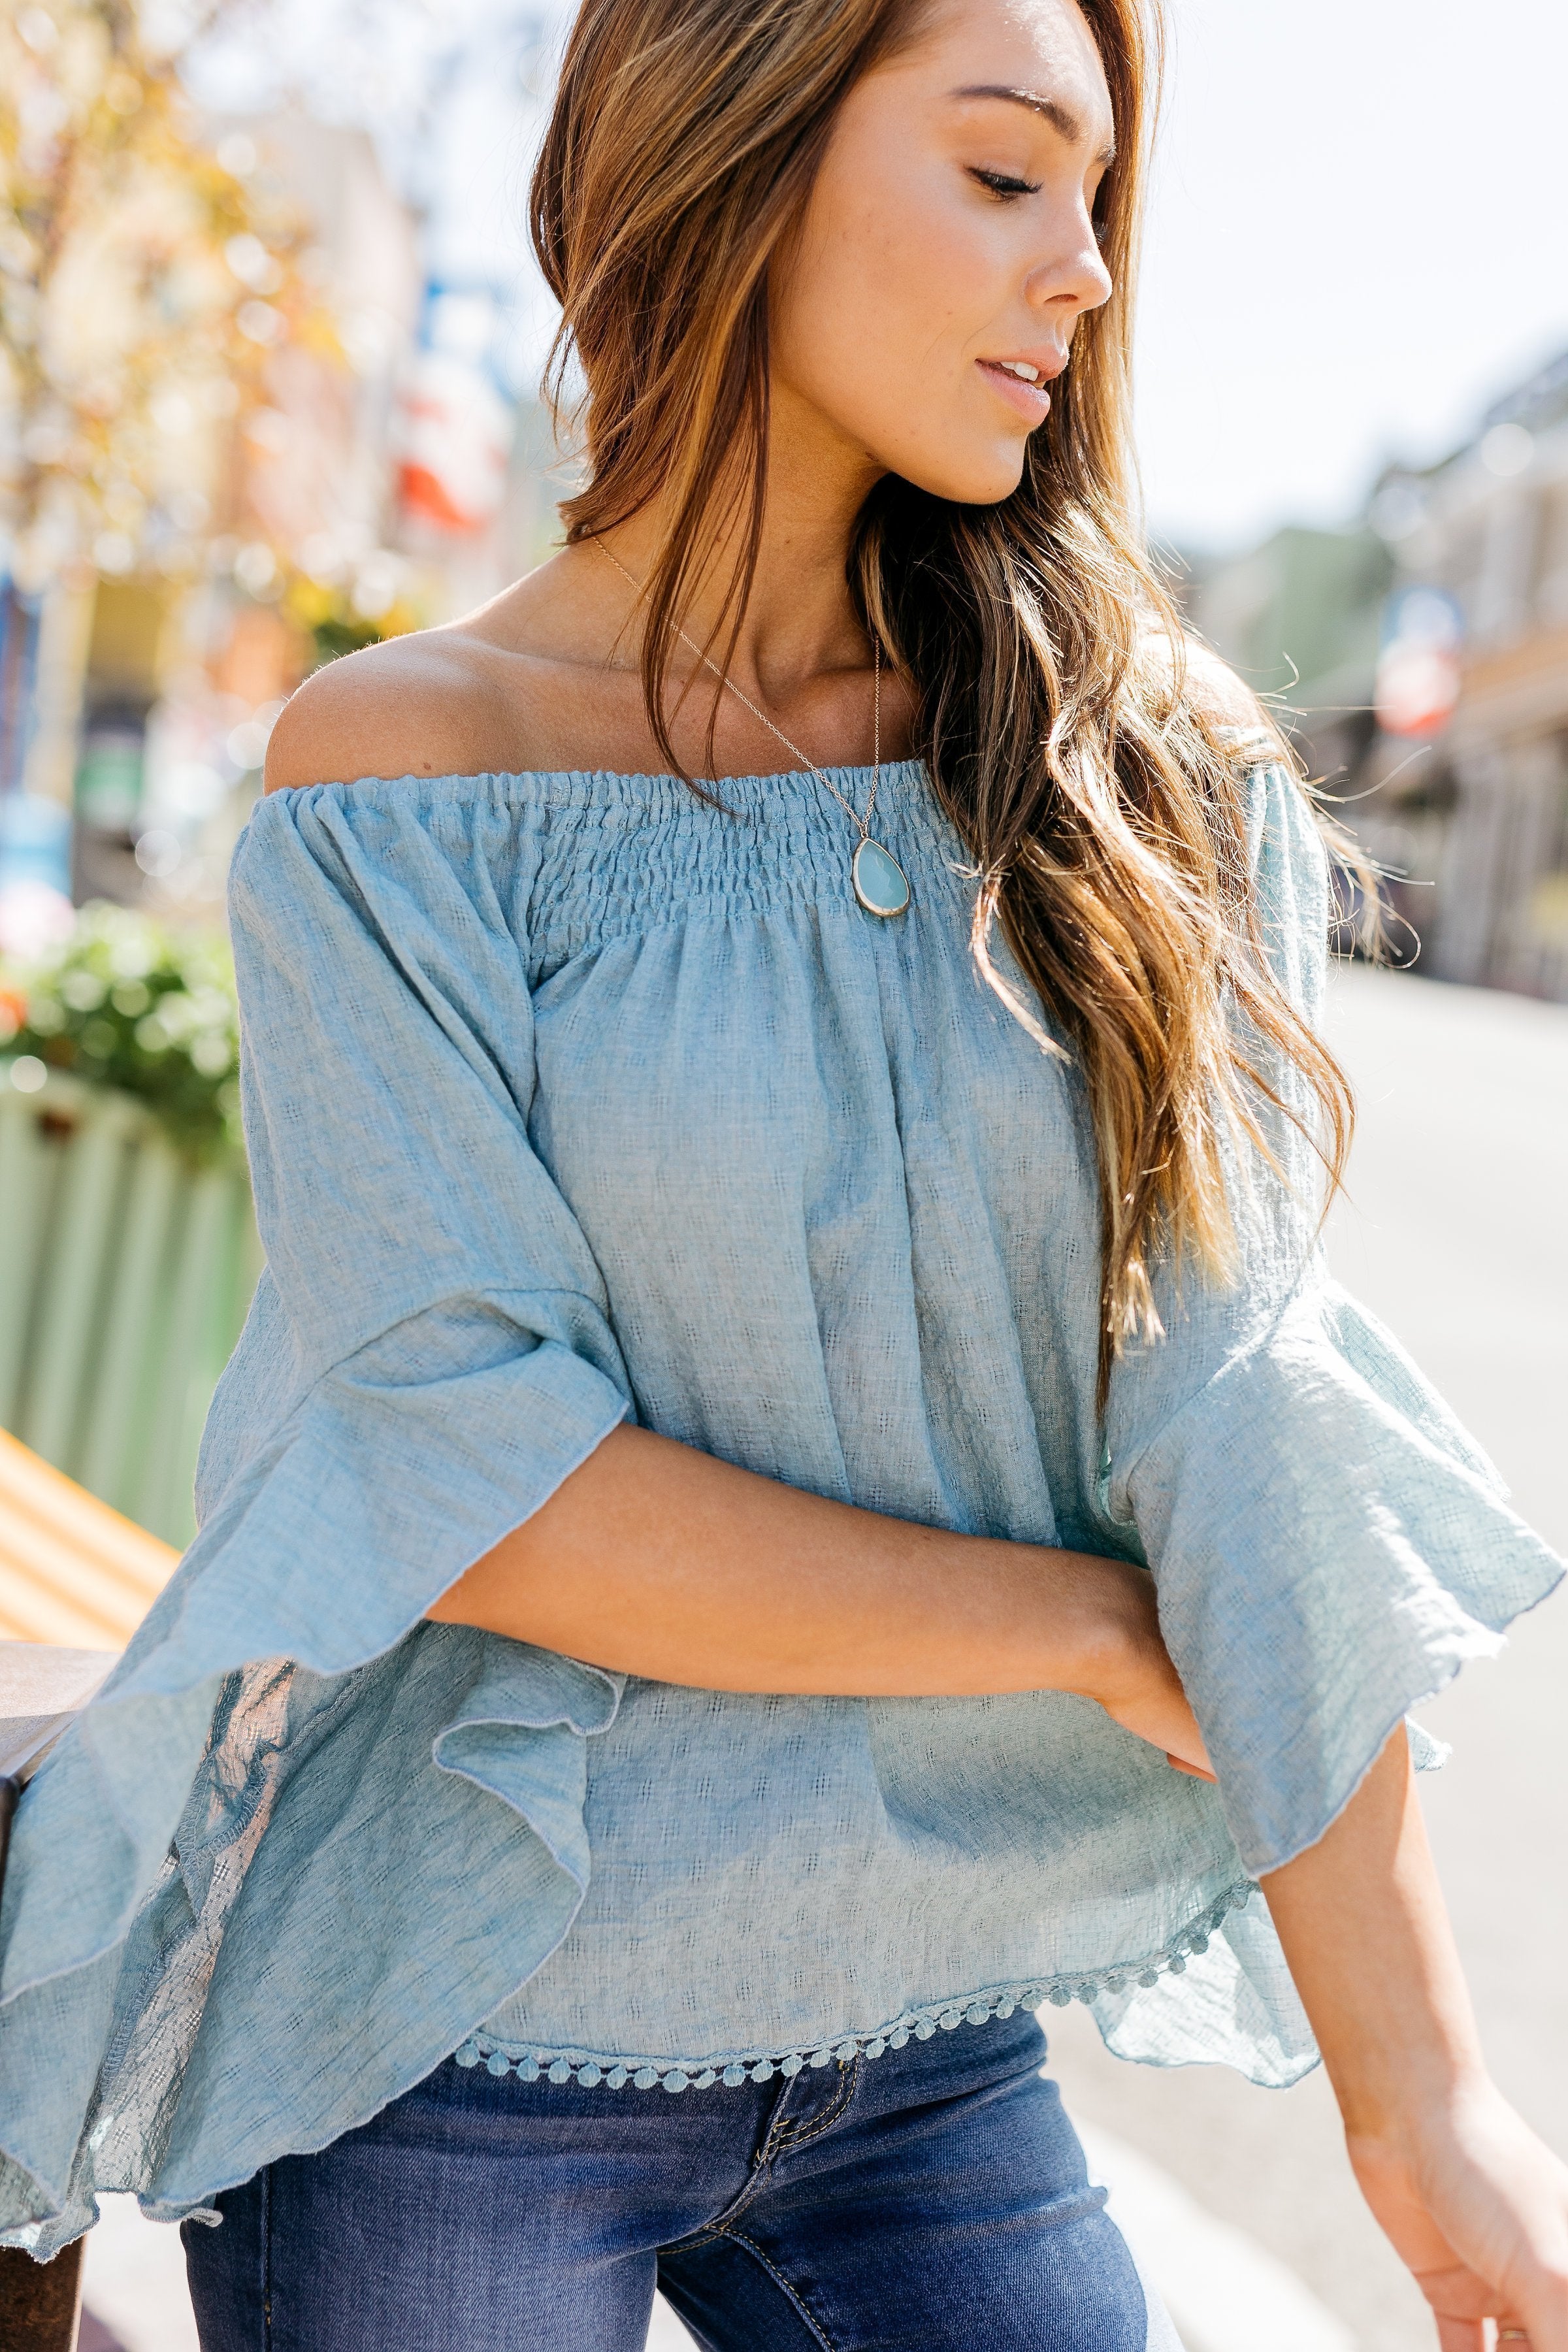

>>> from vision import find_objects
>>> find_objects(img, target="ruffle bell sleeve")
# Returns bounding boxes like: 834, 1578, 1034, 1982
1102, 759, 1562, 1881
0, 781, 633, 2250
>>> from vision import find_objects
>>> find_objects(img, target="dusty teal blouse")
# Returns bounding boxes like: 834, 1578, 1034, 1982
0, 752, 1558, 2253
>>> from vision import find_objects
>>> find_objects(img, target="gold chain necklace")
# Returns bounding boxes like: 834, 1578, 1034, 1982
596, 540, 910, 919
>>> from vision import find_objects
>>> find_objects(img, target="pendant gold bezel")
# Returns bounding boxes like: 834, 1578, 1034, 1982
852, 836, 910, 919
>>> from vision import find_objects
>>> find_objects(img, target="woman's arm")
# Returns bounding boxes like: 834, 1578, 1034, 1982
1263, 1731, 1568, 2351
427, 1423, 1214, 1774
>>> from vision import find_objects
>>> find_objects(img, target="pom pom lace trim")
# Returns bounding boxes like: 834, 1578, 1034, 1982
453, 1880, 1257, 2094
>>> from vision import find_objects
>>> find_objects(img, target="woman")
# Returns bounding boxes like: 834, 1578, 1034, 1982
3, 0, 1565, 2342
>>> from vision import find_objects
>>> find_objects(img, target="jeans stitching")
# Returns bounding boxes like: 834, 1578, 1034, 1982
661, 2151, 781, 2250
658, 2078, 795, 2251
714, 2226, 839, 2351
666, 2059, 860, 2251
770, 2059, 858, 2152
755, 2082, 802, 2170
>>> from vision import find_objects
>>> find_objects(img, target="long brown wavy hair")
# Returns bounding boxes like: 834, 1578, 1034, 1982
531, 0, 1354, 1403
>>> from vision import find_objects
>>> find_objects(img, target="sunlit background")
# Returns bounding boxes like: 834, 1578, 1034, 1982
176, 0, 1568, 541
4, 0, 1567, 958
179, 0, 1568, 546
1, 7, 1565, 2350
1139, 0, 1568, 546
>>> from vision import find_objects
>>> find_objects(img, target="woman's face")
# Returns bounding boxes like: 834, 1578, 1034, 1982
771, 0, 1117, 506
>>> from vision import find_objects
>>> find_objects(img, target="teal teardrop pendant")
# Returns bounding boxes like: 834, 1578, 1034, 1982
852, 836, 910, 918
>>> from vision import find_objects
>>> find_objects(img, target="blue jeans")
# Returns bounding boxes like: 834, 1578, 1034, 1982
182, 2013, 1179, 2349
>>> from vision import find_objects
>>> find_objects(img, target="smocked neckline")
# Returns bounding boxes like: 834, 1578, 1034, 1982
295, 757, 928, 796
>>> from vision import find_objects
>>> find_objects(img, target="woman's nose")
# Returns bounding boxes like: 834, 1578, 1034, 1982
1026, 220, 1113, 321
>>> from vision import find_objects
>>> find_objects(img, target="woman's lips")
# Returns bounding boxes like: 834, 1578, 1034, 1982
976, 359, 1052, 423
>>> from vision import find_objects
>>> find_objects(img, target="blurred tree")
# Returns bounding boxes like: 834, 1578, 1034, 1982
0, 0, 336, 603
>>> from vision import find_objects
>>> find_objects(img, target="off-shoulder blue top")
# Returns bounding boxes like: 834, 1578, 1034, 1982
0, 753, 1559, 2252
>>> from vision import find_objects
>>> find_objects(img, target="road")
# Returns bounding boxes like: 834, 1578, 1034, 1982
80, 963, 1568, 2352
1047, 961, 1568, 2352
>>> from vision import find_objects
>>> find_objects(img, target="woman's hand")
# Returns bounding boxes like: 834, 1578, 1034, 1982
1073, 1576, 1216, 1780
1348, 2083, 1568, 2351
1263, 1733, 1568, 2351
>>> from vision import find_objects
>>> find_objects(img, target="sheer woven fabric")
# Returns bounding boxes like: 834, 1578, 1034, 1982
0, 755, 1557, 2253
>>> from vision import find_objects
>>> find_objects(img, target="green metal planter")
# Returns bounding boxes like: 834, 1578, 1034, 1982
0, 1060, 260, 1550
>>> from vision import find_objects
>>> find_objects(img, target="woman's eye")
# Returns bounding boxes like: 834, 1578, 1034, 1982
968, 167, 1041, 201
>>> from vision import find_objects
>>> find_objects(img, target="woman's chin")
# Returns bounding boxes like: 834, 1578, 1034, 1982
881, 436, 1032, 509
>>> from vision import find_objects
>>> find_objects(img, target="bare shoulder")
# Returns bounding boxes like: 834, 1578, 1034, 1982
263, 550, 655, 793
262, 625, 519, 794
1184, 640, 1274, 740
1139, 627, 1273, 742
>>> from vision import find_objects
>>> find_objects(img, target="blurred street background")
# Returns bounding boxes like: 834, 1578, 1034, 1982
1, 0, 1565, 2345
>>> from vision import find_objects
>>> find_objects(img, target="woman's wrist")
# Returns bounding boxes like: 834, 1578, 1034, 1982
1336, 2048, 1493, 2160
1000, 1544, 1158, 1702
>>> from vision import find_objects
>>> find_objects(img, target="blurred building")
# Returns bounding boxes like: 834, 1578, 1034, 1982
1369, 353, 1568, 995
1188, 346, 1568, 999
105, 113, 425, 921
3, 86, 529, 930
10, 119, 572, 932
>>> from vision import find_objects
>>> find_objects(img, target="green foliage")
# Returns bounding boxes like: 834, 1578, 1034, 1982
0, 901, 240, 1162
282, 575, 418, 669
309, 610, 393, 666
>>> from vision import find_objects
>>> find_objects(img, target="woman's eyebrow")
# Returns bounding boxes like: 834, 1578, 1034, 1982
951, 83, 1117, 166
